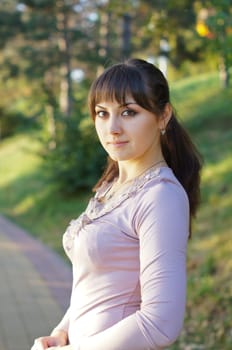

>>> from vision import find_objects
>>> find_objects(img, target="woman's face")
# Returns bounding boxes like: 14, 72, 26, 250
94, 97, 164, 164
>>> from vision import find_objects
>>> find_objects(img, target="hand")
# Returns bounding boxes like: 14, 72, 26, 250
31, 330, 68, 350
31, 336, 61, 350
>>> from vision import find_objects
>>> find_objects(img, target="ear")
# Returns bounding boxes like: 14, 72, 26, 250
158, 103, 172, 130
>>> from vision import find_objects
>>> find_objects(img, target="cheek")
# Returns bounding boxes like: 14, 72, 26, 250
95, 120, 101, 136
95, 121, 105, 144
132, 119, 159, 139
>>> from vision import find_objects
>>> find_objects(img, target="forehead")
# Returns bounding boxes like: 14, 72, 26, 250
93, 84, 134, 106
95, 96, 136, 107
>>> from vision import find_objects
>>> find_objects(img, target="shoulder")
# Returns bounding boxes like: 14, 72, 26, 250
138, 167, 188, 210
132, 167, 189, 238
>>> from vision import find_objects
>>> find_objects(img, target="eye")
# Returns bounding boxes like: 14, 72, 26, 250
121, 109, 136, 117
96, 110, 107, 118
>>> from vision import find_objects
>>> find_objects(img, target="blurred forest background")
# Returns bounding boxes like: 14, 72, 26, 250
0, 1, 231, 349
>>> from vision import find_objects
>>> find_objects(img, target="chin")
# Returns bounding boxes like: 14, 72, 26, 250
109, 155, 130, 162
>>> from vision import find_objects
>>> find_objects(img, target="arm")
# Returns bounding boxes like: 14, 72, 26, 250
74, 182, 189, 350
52, 306, 70, 334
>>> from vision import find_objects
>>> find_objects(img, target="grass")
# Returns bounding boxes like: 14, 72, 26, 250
0, 132, 90, 256
0, 71, 232, 349
170, 72, 232, 349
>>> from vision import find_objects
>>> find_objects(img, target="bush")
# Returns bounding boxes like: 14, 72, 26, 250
0, 106, 29, 139
42, 111, 107, 194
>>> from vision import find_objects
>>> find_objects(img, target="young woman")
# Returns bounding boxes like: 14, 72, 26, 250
32, 58, 202, 350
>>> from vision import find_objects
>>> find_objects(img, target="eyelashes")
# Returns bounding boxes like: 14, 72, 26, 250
96, 110, 107, 118
121, 109, 136, 117
95, 109, 137, 118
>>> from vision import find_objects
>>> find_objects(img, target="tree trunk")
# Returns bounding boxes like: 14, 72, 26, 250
219, 55, 229, 88
43, 71, 58, 148
121, 13, 131, 59
46, 105, 56, 150
57, 2, 73, 117
97, 10, 111, 76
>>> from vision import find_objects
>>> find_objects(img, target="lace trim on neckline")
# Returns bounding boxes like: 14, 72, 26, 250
92, 166, 163, 219
63, 166, 170, 257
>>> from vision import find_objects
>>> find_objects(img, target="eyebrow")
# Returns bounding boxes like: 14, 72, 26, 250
122, 102, 138, 107
95, 102, 138, 109
95, 104, 106, 109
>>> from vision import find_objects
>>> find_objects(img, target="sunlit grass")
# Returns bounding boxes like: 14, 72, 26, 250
203, 155, 232, 180
170, 72, 232, 349
0, 133, 42, 185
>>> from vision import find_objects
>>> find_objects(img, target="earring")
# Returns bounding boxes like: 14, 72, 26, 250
161, 129, 166, 135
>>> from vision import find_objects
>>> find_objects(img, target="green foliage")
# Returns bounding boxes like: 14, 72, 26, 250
206, 3, 232, 53
0, 106, 31, 139
196, 1, 232, 87
42, 111, 107, 194
23, 0, 57, 9
0, 7, 22, 48
0, 0, 231, 345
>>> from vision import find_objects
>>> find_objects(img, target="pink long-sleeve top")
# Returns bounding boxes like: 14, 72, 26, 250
53, 166, 189, 350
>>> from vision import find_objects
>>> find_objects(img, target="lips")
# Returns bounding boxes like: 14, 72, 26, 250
107, 141, 128, 147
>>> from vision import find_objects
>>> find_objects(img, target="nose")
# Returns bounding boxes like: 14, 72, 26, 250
108, 114, 122, 134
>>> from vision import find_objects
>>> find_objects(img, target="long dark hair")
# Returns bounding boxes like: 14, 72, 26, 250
88, 58, 202, 231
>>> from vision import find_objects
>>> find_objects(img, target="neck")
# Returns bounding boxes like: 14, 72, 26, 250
117, 149, 166, 183
97, 159, 167, 203
117, 157, 166, 185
